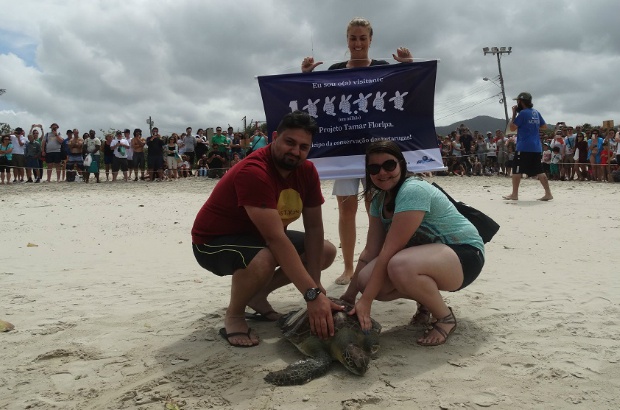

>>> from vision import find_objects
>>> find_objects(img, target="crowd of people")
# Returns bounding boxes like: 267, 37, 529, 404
1, 120, 618, 186
0, 124, 270, 184
437, 123, 620, 182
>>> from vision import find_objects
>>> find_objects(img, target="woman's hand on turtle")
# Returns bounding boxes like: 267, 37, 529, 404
349, 297, 373, 332
393, 47, 413, 63
301, 56, 323, 73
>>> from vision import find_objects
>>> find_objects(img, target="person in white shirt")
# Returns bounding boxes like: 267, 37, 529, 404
183, 127, 197, 166
121, 129, 134, 180
10, 127, 27, 182
110, 130, 130, 181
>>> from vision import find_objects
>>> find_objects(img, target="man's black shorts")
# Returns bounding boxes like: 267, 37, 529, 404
512, 151, 544, 177
193, 230, 305, 277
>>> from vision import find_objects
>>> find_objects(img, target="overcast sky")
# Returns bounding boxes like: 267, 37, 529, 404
1, 0, 618, 135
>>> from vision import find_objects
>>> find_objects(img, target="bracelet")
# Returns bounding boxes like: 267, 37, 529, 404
358, 258, 369, 265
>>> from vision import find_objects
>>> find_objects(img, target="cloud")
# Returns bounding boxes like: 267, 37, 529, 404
1, 0, 618, 134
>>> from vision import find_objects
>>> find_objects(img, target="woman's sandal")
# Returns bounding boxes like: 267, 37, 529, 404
409, 304, 432, 326
417, 307, 457, 346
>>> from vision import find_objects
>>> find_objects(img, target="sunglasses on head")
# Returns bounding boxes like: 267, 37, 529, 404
367, 159, 398, 175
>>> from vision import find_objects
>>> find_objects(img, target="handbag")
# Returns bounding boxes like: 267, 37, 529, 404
83, 154, 92, 167
573, 148, 579, 162
432, 183, 500, 243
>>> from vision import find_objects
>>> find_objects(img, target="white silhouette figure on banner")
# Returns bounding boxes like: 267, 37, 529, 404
372, 91, 387, 112
323, 96, 336, 116
289, 100, 299, 112
303, 98, 320, 118
389, 91, 408, 111
353, 93, 372, 113
339, 95, 352, 114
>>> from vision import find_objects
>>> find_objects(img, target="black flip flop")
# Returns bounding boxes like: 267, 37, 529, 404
218, 327, 258, 348
244, 310, 280, 322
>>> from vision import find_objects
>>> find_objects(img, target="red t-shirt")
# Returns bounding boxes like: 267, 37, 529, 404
191, 145, 324, 244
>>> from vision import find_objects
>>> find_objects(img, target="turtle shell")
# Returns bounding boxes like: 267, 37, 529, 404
279, 298, 381, 343
277, 298, 381, 372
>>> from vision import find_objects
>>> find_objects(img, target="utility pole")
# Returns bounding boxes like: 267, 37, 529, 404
146, 116, 154, 135
483, 47, 512, 126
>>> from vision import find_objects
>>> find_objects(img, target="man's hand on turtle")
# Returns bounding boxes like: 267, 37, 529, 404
307, 294, 344, 340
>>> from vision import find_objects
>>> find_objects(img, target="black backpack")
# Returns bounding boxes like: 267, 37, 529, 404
432, 183, 500, 243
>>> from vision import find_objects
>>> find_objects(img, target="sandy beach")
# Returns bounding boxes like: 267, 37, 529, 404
1, 176, 619, 409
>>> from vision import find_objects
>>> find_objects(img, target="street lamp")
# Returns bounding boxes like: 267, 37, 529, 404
483, 46, 512, 126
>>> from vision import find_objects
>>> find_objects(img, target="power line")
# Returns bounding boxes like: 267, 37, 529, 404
435, 93, 501, 122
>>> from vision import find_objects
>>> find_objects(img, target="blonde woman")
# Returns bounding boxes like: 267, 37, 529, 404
301, 17, 413, 285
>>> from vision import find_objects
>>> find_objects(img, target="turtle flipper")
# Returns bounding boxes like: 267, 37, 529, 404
264, 353, 332, 386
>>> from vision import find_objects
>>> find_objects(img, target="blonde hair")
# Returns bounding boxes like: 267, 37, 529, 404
347, 17, 373, 37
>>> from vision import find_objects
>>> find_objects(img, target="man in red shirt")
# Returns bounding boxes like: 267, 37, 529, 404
192, 111, 341, 347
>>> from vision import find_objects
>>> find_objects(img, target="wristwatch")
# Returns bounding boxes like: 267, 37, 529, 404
303, 287, 322, 302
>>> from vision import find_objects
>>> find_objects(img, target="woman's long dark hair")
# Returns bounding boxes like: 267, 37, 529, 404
362, 140, 409, 213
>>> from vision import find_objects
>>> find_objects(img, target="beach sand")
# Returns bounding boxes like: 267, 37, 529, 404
1, 176, 619, 409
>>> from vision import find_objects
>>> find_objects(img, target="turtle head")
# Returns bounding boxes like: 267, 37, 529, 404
332, 328, 380, 376
342, 343, 371, 375
363, 331, 381, 360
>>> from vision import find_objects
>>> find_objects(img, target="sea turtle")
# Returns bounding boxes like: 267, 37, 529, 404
264, 298, 381, 386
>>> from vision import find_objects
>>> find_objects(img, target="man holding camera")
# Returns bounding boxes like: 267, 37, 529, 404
503, 92, 553, 201
146, 127, 164, 181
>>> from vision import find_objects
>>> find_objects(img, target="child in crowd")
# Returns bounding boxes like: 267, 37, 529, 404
230, 152, 241, 167
472, 156, 482, 176
449, 157, 465, 176
542, 143, 552, 178
600, 142, 611, 182
550, 146, 562, 180
197, 154, 209, 177
179, 155, 191, 177
440, 136, 452, 167
162, 161, 169, 181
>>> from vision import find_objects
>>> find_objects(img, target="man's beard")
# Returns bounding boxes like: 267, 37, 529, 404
274, 154, 300, 170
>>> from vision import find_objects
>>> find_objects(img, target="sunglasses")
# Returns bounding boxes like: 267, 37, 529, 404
367, 159, 398, 175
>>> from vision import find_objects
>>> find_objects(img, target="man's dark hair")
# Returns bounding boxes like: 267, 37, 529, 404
134, 128, 142, 136
276, 110, 318, 136
519, 99, 534, 109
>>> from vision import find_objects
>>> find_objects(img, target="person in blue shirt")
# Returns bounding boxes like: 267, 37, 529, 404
503, 92, 553, 201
